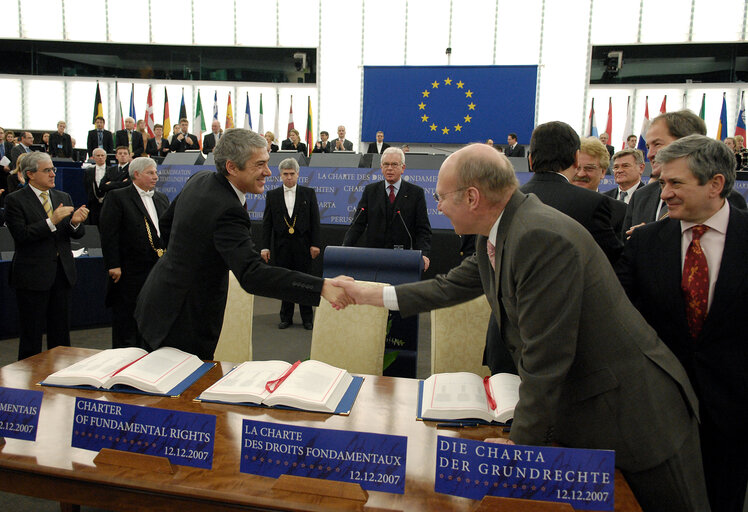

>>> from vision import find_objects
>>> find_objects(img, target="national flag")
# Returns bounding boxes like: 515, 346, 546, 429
274, 92, 280, 137
287, 95, 295, 138
587, 98, 598, 137
637, 96, 650, 161
226, 93, 235, 129
213, 91, 219, 121
659, 95, 667, 114
114, 82, 124, 130
92, 82, 103, 123
622, 95, 632, 149
144, 86, 155, 137
605, 97, 613, 139
305, 96, 313, 157
129, 84, 136, 120
244, 92, 252, 130
163, 89, 171, 136
193, 90, 206, 150
699, 93, 706, 120
735, 91, 745, 140
717, 93, 728, 141
179, 89, 187, 121
258, 93, 264, 134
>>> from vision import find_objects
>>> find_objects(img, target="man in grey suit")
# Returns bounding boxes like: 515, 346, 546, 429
338, 143, 709, 511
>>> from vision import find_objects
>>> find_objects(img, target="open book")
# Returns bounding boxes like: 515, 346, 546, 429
419, 372, 521, 423
198, 360, 361, 414
42, 347, 210, 396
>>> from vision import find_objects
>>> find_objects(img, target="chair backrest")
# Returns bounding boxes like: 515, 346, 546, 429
214, 271, 254, 363
310, 281, 389, 375
430, 295, 492, 377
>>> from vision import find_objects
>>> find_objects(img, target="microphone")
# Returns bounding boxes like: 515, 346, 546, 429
342, 207, 365, 245
396, 210, 413, 250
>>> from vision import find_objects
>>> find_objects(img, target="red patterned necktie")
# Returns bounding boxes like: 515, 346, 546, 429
681, 225, 709, 339
388, 184, 395, 204
486, 240, 496, 269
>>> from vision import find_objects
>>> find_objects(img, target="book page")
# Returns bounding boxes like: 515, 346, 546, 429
421, 372, 493, 422
265, 360, 352, 412
44, 347, 148, 387
488, 373, 521, 423
200, 360, 291, 403
108, 347, 203, 393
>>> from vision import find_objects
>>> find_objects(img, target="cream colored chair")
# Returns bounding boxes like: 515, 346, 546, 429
213, 271, 254, 364
310, 281, 389, 375
430, 295, 492, 377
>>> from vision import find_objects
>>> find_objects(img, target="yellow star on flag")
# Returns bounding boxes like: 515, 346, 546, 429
431, 80, 439, 88
430, 123, 437, 131
456, 81, 464, 89
454, 123, 462, 132
418, 102, 426, 110
422, 90, 430, 98
442, 126, 449, 134
465, 90, 473, 98
444, 77, 452, 85
421, 114, 429, 122
464, 114, 472, 123
468, 102, 476, 110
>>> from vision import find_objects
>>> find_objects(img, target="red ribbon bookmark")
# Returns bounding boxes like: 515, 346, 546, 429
265, 360, 302, 393
111, 354, 148, 377
483, 376, 497, 411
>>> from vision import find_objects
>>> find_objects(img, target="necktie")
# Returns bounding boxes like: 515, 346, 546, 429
682, 225, 709, 339
40, 191, 53, 219
128, 131, 133, 154
97, 130, 103, 146
619, 190, 628, 202
486, 240, 496, 269
388, 185, 395, 204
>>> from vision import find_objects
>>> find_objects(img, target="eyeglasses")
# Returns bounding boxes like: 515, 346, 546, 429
433, 187, 468, 202
35, 167, 57, 174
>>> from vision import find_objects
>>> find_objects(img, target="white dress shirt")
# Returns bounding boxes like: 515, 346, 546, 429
94, 165, 106, 201
134, 184, 160, 237
283, 184, 297, 217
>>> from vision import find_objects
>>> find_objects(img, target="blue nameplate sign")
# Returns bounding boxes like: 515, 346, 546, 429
71, 397, 216, 469
0, 387, 43, 441
435, 436, 614, 511
240, 419, 407, 494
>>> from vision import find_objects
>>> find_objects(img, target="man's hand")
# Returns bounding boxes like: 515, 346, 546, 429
310, 246, 320, 259
260, 249, 270, 263
423, 255, 430, 271
185, 136, 193, 145
625, 222, 645, 240
321, 277, 355, 310
177, 133, 184, 141
484, 437, 514, 445
332, 280, 385, 307
71, 205, 89, 226
50, 203, 74, 224
336, 140, 343, 150
108, 267, 122, 283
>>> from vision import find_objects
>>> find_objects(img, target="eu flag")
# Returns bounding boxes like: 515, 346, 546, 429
362, 66, 537, 144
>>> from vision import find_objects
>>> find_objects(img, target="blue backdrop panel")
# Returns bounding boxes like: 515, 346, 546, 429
362, 66, 537, 144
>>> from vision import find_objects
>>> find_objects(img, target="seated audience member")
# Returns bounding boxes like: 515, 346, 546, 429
145, 124, 170, 158
5, 130, 15, 145
603, 149, 646, 204
598, 132, 615, 159
49, 121, 73, 159
402, 144, 410, 153
265, 131, 279, 153
82, 148, 108, 225
202, 120, 222, 154
99, 146, 132, 196
312, 131, 331, 153
6, 153, 29, 195
10, 131, 34, 169
168, 123, 180, 143
87, 116, 114, 156
41, 132, 50, 153
281, 129, 307, 154
366, 131, 390, 154
136, 119, 150, 156
504, 133, 524, 157
332, 125, 353, 151
626, 134, 638, 149
115, 117, 145, 156
169, 118, 200, 152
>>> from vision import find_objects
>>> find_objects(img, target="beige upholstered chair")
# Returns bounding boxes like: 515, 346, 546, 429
213, 271, 254, 364
430, 295, 492, 377
310, 281, 389, 375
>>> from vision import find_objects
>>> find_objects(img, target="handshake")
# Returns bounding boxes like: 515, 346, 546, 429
320, 276, 385, 310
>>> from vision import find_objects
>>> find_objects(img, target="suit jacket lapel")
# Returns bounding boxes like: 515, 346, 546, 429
26, 186, 47, 220
656, 219, 689, 329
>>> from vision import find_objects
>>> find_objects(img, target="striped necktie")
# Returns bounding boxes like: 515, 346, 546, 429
40, 191, 53, 219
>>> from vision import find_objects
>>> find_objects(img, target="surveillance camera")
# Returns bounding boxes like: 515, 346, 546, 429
293, 52, 307, 72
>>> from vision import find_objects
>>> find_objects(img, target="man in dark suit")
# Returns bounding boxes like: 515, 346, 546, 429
617, 135, 748, 512
332, 125, 353, 151
100, 157, 169, 349
134, 129, 351, 360
82, 148, 108, 225
598, 132, 615, 159
261, 158, 321, 330
48, 121, 73, 159
343, 147, 432, 270
145, 124, 171, 158
169, 118, 200, 153
366, 131, 390, 154
521, 121, 623, 263
202, 120, 222, 154
10, 131, 34, 169
115, 117, 144, 157
337, 143, 709, 511
503, 133, 524, 157
86, 116, 114, 157
0, 126, 13, 206
4, 152, 89, 360
312, 131, 332, 153
99, 146, 131, 196
602, 148, 646, 203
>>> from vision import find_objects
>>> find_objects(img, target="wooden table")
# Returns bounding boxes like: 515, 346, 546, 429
0, 347, 642, 511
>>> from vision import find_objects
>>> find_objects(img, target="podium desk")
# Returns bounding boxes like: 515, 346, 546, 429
0, 348, 642, 512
